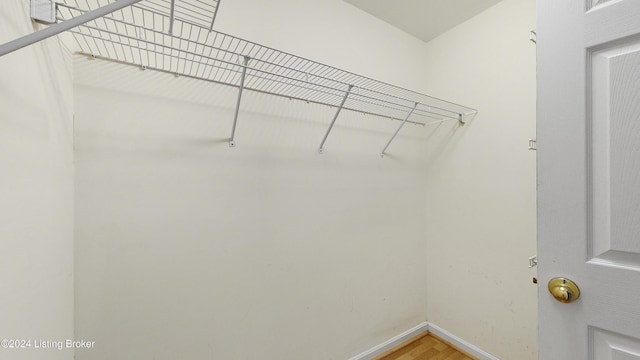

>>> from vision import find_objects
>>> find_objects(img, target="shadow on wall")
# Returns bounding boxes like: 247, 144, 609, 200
422, 116, 474, 169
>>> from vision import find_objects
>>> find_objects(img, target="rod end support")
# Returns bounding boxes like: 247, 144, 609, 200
318, 148, 324, 154
229, 140, 236, 147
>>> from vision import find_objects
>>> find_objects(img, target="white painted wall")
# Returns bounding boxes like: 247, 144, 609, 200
72, 0, 437, 359
421, 0, 538, 359
216, 0, 433, 92
71, 0, 538, 359
0, 1, 75, 360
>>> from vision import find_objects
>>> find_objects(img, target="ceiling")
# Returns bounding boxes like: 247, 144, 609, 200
344, 0, 503, 42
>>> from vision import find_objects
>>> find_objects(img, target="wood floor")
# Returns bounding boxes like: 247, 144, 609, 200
374, 333, 475, 360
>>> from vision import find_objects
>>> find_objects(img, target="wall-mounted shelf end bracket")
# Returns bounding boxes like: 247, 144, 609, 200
380, 102, 419, 158
318, 85, 354, 154
31, 0, 57, 25
229, 55, 251, 148
529, 29, 537, 44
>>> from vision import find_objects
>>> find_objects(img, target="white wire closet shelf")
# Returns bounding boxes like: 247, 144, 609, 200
59, 0, 476, 117
3, 0, 478, 154
136, 0, 220, 31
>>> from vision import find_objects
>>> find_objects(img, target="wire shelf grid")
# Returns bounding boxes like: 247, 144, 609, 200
56, 0, 476, 125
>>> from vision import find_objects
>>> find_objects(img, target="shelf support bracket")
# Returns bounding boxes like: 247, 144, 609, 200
0, 0, 143, 57
230, 56, 250, 147
380, 102, 418, 158
209, 0, 221, 32
168, 0, 176, 34
318, 85, 353, 154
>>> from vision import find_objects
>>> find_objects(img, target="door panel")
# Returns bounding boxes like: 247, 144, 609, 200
608, 49, 640, 253
590, 41, 640, 258
593, 328, 640, 360
538, 0, 640, 359
586, 264, 640, 342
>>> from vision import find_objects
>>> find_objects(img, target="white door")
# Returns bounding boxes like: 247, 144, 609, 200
538, 0, 640, 359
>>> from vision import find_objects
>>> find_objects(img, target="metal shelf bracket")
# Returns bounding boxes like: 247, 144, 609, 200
380, 102, 418, 157
318, 85, 354, 154
168, 0, 176, 34
229, 56, 251, 148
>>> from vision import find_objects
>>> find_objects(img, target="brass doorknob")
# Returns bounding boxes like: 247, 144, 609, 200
548, 277, 580, 303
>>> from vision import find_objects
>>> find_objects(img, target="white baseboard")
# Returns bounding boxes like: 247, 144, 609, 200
426, 322, 500, 360
348, 322, 429, 360
347, 321, 500, 360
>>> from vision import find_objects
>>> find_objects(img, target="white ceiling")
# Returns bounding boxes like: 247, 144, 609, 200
344, 0, 503, 42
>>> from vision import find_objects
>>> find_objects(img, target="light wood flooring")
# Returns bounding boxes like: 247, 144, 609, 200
373, 333, 476, 360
